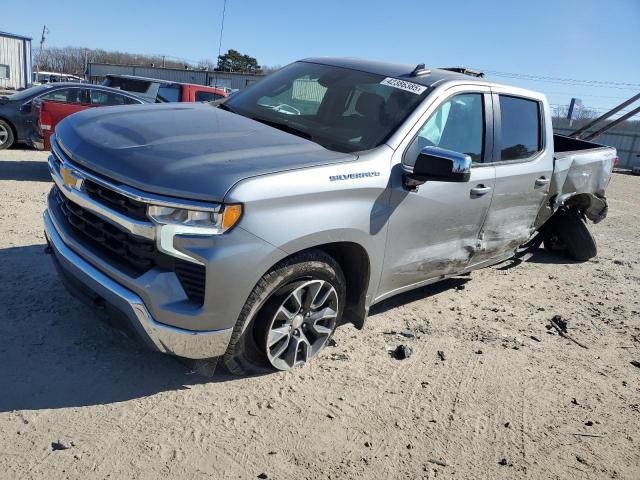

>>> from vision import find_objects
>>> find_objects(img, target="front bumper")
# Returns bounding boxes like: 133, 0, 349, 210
44, 210, 233, 359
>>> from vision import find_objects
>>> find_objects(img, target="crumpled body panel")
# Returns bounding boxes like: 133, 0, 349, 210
535, 143, 616, 227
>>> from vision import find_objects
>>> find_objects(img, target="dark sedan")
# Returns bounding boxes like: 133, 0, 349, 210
0, 83, 145, 150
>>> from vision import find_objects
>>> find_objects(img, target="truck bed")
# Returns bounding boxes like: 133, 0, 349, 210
537, 135, 617, 226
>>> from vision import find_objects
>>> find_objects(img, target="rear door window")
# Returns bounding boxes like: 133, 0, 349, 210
498, 95, 541, 161
90, 89, 127, 106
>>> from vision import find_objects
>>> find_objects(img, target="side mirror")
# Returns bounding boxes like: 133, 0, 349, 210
403, 146, 471, 188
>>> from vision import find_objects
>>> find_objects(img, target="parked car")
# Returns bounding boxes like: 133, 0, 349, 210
0, 83, 94, 150
101, 75, 228, 103
30, 85, 147, 150
43, 58, 616, 374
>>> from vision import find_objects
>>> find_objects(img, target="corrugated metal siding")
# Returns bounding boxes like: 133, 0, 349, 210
553, 118, 640, 168
0, 34, 30, 89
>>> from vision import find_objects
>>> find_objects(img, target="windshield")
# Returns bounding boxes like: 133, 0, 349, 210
223, 61, 429, 153
8, 85, 54, 101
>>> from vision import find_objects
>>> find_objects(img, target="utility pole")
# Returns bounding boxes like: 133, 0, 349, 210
37, 25, 49, 79
213, 0, 227, 88
84, 48, 89, 81
162, 55, 166, 68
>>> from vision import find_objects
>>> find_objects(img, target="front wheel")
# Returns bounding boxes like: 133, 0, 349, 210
222, 250, 346, 374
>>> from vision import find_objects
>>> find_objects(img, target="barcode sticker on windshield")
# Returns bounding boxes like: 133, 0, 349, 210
380, 77, 427, 95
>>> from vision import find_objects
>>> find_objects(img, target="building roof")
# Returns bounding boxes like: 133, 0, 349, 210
0, 30, 32, 41
301, 57, 476, 87
90, 63, 264, 77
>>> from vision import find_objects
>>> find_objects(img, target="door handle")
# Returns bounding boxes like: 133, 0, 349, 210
470, 185, 492, 197
535, 176, 550, 187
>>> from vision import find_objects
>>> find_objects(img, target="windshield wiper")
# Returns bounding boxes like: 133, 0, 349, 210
250, 117, 313, 141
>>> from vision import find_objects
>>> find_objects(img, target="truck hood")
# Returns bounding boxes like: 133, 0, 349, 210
55, 103, 354, 202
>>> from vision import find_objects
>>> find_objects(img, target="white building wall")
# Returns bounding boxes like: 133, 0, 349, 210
0, 34, 30, 90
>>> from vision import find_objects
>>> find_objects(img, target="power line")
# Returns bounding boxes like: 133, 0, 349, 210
479, 69, 640, 91
543, 91, 632, 101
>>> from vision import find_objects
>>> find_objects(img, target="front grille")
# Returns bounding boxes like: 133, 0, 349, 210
55, 187, 154, 275
84, 180, 148, 221
52, 186, 205, 304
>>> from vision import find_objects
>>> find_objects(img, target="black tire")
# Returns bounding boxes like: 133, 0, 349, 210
552, 209, 597, 261
0, 119, 15, 150
222, 250, 346, 375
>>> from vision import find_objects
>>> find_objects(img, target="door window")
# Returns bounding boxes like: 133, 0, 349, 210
498, 95, 541, 161
405, 93, 484, 165
40, 88, 88, 103
90, 89, 127, 105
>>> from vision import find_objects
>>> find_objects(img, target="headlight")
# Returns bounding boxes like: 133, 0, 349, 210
148, 204, 242, 263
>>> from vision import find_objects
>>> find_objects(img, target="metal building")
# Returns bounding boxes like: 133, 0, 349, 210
87, 63, 264, 90
0, 31, 32, 90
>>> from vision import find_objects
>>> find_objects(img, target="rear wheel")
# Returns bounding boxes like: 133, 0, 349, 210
222, 250, 346, 374
545, 208, 597, 261
0, 120, 14, 150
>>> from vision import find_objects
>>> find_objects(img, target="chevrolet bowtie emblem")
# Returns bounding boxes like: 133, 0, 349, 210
60, 165, 84, 190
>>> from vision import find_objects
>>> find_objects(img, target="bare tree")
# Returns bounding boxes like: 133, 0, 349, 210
34, 46, 194, 75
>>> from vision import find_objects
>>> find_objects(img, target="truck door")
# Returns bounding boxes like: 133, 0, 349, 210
468, 91, 554, 267
378, 87, 496, 297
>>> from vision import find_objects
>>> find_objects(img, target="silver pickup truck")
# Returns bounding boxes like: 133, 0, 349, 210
43, 58, 616, 373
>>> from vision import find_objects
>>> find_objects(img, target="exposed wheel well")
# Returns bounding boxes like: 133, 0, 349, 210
563, 193, 594, 210
295, 242, 371, 329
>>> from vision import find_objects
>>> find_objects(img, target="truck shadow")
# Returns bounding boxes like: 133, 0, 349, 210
0, 242, 579, 412
0, 244, 242, 413
0, 160, 51, 182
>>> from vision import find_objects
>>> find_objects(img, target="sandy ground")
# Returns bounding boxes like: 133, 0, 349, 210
0, 147, 639, 480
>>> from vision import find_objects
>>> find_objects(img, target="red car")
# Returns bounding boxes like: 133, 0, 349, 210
101, 75, 228, 103
30, 85, 147, 150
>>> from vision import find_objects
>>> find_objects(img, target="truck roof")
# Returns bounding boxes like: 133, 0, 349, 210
302, 57, 547, 101
301, 57, 479, 87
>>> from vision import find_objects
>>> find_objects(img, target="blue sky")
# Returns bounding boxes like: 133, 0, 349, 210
3, 0, 639, 114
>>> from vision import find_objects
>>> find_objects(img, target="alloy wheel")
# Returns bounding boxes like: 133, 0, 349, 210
0, 124, 8, 145
265, 279, 338, 370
